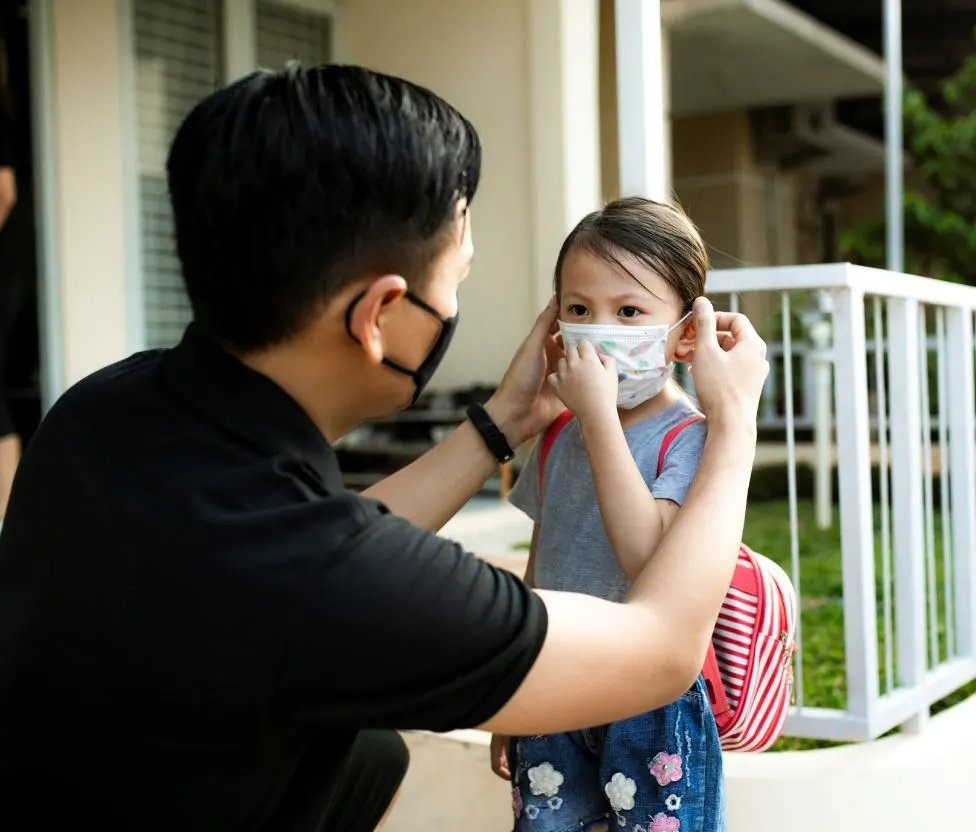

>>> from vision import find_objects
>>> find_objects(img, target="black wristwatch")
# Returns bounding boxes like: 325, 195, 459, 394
466, 403, 515, 464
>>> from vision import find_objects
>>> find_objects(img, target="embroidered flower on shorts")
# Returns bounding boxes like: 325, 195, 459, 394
527, 762, 564, 798
650, 812, 681, 832
665, 794, 682, 812
512, 788, 523, 818
604, 772, 638, 812
547, 797, 563, 812
649, 752, 683, 787
525, 805, 540, 820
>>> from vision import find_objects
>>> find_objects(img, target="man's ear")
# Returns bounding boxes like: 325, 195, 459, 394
673, 319, 696, 363
344, 275, 408, 365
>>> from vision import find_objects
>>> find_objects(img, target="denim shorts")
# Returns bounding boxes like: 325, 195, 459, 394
509, 675, 724, 832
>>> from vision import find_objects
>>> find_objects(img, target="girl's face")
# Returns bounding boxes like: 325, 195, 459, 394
558, 247, 694, 361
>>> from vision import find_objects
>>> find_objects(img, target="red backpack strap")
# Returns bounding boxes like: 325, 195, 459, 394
537, 410, 574, 497
702, 642, 732, 726
656, 414, 706, 477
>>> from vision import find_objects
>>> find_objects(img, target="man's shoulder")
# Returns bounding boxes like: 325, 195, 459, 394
47, 349, 168, 425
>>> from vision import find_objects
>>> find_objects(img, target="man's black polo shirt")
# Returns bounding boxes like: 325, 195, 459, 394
0, 326, 547, 829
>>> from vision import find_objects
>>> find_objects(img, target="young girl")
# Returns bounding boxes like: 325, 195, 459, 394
492, 197, 724, 832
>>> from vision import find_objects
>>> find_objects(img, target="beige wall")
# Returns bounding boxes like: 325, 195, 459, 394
344, 0, 601, 391
345, 0, 536, 391
49, 0, 129, 387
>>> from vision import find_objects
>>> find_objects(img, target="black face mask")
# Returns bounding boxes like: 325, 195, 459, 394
345, 290, 458, 407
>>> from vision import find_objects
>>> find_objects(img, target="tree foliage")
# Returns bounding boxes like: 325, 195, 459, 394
841, 40, 976, 283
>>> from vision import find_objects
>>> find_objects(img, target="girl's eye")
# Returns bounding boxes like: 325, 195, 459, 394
618, 306, 642, 318
567, 304, 588, 317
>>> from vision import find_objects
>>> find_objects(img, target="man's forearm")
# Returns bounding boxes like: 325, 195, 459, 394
626, 418, 756, 655
363, 402, 521, 531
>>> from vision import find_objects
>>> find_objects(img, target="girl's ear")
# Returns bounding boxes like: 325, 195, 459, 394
673, 319, 696, 363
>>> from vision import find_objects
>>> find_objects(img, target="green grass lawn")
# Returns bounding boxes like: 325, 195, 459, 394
745, 500, 976, 751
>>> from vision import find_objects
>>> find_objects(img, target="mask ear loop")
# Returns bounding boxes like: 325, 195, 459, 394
668, 309, 694, 333
662, 310, 696, 376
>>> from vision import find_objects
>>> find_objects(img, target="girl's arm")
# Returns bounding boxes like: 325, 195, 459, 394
578, 417, 677, 580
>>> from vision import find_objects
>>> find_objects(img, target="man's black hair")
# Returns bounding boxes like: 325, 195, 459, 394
166, 63, 482, 352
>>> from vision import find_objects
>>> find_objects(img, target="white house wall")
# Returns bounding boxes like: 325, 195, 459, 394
49, 0, 129, 389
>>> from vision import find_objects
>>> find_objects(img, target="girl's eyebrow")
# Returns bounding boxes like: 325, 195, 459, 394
606, 255, 666, 303
608, 292, 661, 306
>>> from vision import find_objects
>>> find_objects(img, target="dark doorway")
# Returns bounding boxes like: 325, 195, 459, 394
0, 0, 39, 446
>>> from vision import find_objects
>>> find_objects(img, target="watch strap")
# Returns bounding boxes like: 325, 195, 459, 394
465, 403, 515, 464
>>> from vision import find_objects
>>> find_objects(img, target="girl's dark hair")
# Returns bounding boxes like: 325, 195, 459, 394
554, 197, 709, 313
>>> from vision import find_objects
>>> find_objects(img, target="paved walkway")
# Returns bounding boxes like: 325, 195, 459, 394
440, 496, 532, 570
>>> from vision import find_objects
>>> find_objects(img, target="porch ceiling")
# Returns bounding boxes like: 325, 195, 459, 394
794, 123, 896, 178
663, 0, 886, 117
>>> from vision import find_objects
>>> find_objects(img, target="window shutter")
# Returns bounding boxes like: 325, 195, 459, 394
133, 0, 220, 349
256, 1, 332, 70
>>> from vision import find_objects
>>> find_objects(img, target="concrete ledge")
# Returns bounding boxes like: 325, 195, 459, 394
723, 694, 976, 828
385, 695, 976, 830
384, 730, 510, 832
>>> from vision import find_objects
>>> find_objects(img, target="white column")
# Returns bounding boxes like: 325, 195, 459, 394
223, 0, 256, 80
29, 0, 64, 406
527, 0, 602, 310
883, 0, 904, 272
615, 0, 670, 202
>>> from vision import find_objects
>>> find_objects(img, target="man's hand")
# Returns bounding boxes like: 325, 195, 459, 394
547, 341, 619, 426
490, 733, 511, 780
687, 298, 768, 431
485, 297, 564, 446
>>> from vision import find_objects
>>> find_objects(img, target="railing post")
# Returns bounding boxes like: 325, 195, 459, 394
831, 285, 879, 729
887, 297, 929, 733
809, 320, 834, 530
945, 308, 976, 659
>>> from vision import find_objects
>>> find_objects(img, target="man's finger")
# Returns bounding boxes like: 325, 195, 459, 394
528, 295, 560, 342
692, 297, 717, 347
713, 310, 763, 351
718, 332, 736, 351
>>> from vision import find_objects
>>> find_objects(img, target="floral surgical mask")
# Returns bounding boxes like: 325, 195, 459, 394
558, 312, 692, 409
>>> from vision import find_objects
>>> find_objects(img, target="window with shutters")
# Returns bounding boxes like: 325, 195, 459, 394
133, 0, 220, 349
256, 1, 332, 71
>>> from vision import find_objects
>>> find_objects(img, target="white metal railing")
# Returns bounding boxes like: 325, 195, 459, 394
755, 336, 959, 431
704, 263, 976, 742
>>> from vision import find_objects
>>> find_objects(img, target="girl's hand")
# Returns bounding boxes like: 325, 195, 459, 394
490, 733, 511, 780
547, 340, 618, 425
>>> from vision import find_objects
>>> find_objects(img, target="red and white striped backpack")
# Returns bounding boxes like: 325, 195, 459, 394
537, 411, 798, 752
